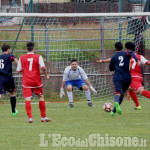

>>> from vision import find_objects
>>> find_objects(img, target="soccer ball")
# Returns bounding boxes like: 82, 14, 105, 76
103, 103, 113, 112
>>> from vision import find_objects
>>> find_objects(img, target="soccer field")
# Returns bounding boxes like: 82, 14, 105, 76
0, 100, 149, 150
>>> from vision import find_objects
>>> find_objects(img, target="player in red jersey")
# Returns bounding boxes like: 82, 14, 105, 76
17, 41, 51, 123
126, 42, 150, 110
97, 42, 150, 110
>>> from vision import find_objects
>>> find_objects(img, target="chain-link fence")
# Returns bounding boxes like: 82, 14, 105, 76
0, 0, 149, 102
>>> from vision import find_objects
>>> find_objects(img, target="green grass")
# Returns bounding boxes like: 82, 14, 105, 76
0, 100, 149, 150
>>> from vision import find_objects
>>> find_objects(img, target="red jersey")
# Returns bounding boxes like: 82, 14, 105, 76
17, 53, 45, 88
131, 54, 148, 78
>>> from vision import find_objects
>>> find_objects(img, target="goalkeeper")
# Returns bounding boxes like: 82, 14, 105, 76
60, 58, 97, 108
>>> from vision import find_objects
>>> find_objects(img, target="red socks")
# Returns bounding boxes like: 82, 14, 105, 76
129, 90, 139, 107
39, 101, 46, 118
25, 101, 33, 118
25, 101, 46, 118
142, 90, 150, 99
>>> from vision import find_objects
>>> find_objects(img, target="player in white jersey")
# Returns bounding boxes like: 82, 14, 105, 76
60, 58, 97, 108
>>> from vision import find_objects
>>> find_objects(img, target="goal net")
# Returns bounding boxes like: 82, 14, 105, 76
0, 12, 150, 102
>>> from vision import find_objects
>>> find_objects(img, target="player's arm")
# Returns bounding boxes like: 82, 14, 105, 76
96, 58, 111, 63
79, 67, 97, 94
41, 67, 49, 80
61, 81, 66, 89
139, 55, 150, 65
60, 73, 67, 98
84, 79, 97, 94
16, 58, 22, 73
39, 56, 49, 79
146, 61, 150, 65
127, 50, 141, 66
14, 57, 18, 65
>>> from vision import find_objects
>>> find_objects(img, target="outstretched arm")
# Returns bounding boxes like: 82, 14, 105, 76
16, 58, 22, 73
146, 61, 150, 65
14, 58, 18, 65
97, 58, 111, 63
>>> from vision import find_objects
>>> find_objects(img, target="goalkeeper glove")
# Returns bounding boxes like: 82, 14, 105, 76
60, 88, 65, 98
89, 86, 97, 94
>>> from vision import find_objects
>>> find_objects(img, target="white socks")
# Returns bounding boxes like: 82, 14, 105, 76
67, 91, 73, 104
85, 89, 91, 103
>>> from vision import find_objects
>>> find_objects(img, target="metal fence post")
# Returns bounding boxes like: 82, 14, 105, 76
30, 0, 34, 42
45, 25, 50, 62
101, 17, 105, 59
119, 0, 122, 42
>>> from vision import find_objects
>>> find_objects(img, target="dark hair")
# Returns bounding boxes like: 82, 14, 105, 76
1, 43, 10, 52
71, 58, 77, 63
114, 42, 123, 51
26, 41, 34, 51
125, 42, 135, 52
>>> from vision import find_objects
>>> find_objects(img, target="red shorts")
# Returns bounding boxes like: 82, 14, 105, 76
130, 77, 143, 92
23, 86, 43, 98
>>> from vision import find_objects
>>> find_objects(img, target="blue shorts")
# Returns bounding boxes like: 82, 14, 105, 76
66, 79, 86, 90
0, 75, 15, 94
114, 80, 131, 95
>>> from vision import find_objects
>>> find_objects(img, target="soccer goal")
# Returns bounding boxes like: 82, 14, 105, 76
0, 12, 150, 102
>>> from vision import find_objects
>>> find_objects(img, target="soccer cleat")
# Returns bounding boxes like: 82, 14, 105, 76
134, 106, 142, 110
115, 102, 122, 115
29, 118, 33, 123
88, 102, 95, 107
41, 117, 51, 122
67, 103, 74, 108
12, 109, 18, 117
110, 111, 115, 116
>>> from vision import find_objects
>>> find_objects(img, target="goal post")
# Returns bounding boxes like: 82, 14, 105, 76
0, 12, 150, 102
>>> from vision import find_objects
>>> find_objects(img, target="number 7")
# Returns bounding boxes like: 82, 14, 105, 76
27, 58, 33, 71
132, 58, 136, 69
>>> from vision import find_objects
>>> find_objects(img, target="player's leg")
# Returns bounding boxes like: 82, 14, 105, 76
0, 77, 6, 98
128, 89, 141, 110
137, 78, 150, 99
39, 95, 51, 122
66, 81, 74, 108
112, 81, 123, 115
33, 87, 51, 122
111, 94, 124, 114
82, 84, 94, 107
114, 94, 122, 115
112, 80, 131, 116
10, 91, 18, 116
5, 76, 18, 116
138, 87, 150, 99
23, 87, 33, 123
129, 78, 142, 109
75, 78, 94, 107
